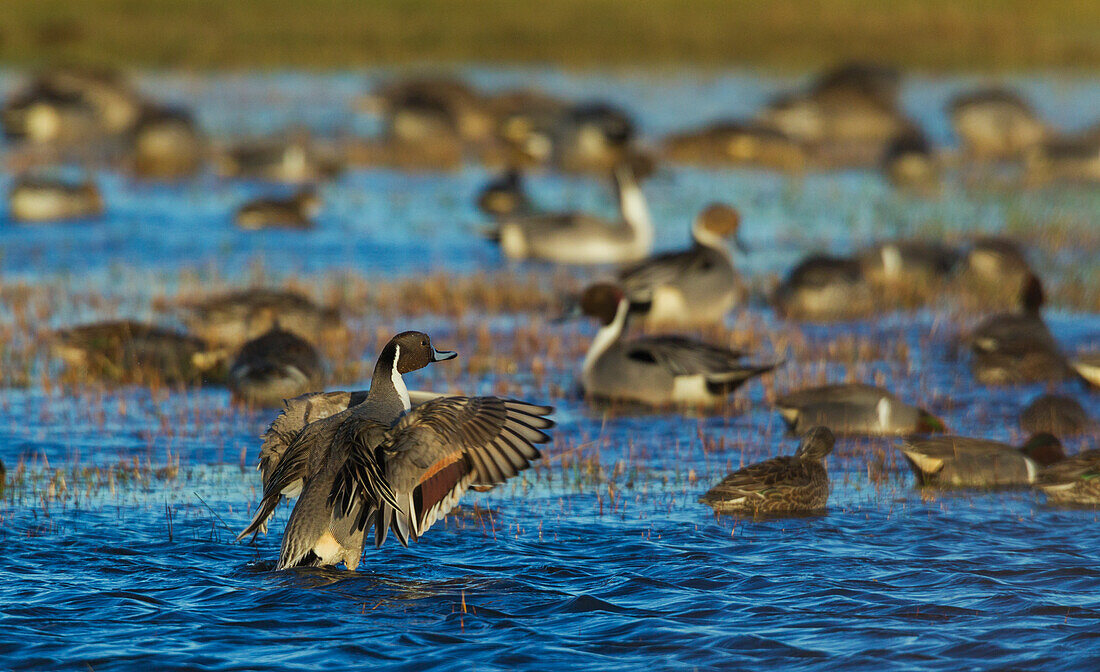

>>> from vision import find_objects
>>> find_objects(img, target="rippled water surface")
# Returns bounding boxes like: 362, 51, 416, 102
1, 69, 1100, 671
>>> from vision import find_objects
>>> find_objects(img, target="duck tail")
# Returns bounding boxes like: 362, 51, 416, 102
236, 494, 280, 542
705, 361, 781, 396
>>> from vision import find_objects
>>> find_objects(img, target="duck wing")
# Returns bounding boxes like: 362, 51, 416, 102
238, 402, 361, 541
257, 390, 367, 486
618, 248, 710, 300
625, 336, 746, 375
339, 396, 553, 548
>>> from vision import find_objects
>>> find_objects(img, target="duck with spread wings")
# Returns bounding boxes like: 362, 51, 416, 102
237, 330, 554, 570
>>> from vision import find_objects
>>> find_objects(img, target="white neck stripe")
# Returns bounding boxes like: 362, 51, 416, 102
692, 219, 733, 256
391, 344, 411, 411
583, 298, 629, 378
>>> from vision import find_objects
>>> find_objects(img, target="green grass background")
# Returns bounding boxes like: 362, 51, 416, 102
3, 0, 1099, 70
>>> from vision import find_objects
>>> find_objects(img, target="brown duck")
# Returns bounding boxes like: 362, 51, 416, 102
228, 325, 324, 407
699, 426, 834, 515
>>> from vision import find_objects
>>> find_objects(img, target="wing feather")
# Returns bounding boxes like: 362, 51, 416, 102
372, 396, 554, 546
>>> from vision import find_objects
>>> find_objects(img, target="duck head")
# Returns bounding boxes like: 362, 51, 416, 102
379, 331, 457, 375
579, 283, 627, 326
796, 426, 836, 461
1020, 432, 1065, 466
693, 203, 747, 253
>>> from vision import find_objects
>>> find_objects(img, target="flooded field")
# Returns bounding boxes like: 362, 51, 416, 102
1, 69, 1099, 671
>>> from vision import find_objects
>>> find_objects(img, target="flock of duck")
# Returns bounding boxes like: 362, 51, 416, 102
5, 64, 1100, 571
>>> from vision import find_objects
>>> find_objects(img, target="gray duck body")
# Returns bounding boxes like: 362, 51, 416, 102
899, 434, 1064, 488
775, 383, 945, 437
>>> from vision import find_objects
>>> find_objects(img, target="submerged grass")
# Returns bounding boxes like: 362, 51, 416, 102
3, 0, 1100, 71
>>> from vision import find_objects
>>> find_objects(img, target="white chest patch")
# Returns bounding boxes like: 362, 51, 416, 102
648, 286, 690, 325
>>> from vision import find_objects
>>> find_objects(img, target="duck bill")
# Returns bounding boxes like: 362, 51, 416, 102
431, 348, 458, 362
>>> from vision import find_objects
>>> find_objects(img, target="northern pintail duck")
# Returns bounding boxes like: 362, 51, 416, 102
130, 107, 203, 179
857, 239, 960, 286
1025, 130, 1100, 185
366, 76, 492, 143
254, 388, 446, 508
1019, 394, 1093, 437
699, 426, 834, 515
880, 131, 940, 192
1, 86, 97, 144
238, 331, 554, 570
49, 320, 225, 385
773, 254, 873, 321
229, 326, 324, 407
179, 288, 344, 348
1071, 353, 1100, 388
8, 176, 104, 222
554, 103, 639, 173
578, 284, 777, 407
961, 236, 1035, 301
662, 121, 806, 170
235, 191, 320, 230
492, 164, 653, 265
775, 383, 946, 437
476, 169, 534, 220
759, 63, 910, 166
217, 138, 341, 183
2, 67, 143, 143
1036, 450, 1100, 506
968, 275, 1070, 384
899, 433, 1064, 488
948, 88, 1047, 161
617, 203, 747, 326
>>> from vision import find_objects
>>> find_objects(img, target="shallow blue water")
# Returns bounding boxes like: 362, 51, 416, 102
1, 69, 1100, 671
